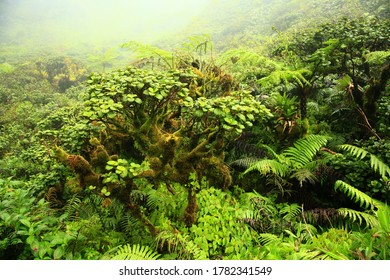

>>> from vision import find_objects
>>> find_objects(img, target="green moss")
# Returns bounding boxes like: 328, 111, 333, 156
53, 145, 70, 165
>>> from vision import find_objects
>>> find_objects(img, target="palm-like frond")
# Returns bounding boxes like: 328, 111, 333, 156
334, 180, 377, 210
110, 244, 160, 260
145, 188, 164, 210
118, 212, 141, 237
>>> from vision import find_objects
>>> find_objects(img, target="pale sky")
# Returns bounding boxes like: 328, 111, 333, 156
1, 0, 213, 48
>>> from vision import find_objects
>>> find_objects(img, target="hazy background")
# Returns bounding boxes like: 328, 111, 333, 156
1, 0, 385, 62
0, 0, 212, 52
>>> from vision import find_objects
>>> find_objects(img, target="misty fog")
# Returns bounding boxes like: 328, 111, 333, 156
0, 0, 212, 52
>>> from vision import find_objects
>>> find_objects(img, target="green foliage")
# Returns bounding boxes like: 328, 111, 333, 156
189, 187, 260, 259
0, 178, 59, 259
284, 135, 329, 168
258, 68, 311, 89
244, 135, 329, 191
87, 47, 121, 72
34, 56, 88, 92
122, 41, 175, 69
329, 140, 390, 201
1, 1, 390, 261
331, 144, 390, 227
78, 64, 270, 190
365, 50, 390, 65
108, 244, 160, 260
338, 144, 390, 179
217, 48, 279, 87
0, 62, 15, 74
337, 208, 378, 228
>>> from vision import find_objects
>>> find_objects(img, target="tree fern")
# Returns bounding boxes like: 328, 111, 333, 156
109, 244, 160, 260
218, 48, 274, 67
258, 68, 311, 88
118, 212, 141, 237
145, 188, 164, 210
122, 41, 174, 69
59, 194, 82, 222
181, 34, 213, 56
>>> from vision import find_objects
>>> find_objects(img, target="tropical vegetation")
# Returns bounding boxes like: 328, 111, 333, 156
0, 0, 389, 260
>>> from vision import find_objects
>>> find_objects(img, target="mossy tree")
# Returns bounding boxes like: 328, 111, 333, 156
54, 56, 271, 229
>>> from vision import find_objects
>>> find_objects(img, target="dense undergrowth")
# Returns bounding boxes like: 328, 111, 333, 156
1, 1, 390, 260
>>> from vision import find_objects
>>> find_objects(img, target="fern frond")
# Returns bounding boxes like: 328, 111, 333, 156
369, 154, 390, 179
317, 249, 349, 260
229, 157, 261, 170
280, 203, 301, 221
338, 144, 368, 159
234, 141, 268, 158
258, 68, 311, 88
334, 180, 376, 210
155, 230, 207, 260
339, 144, 390, 179
118, 212, 141, 237
257, 144, 281, 160
335, 74, 352, 91
130, 189, 148, 202
337, 208, 378, 228
377, 204, 390, 233
365, 50, 390, 65
146, 189, 163, 210
265, 174, 293, 196
258, 233, 280, 246
290, 168, 317, 187
304, 208, 340, 225
244, 159, 289, 177
218, 48, 273, 67
283, 135, 329, 168
60, 194, 82, 221
241, 191, 277, 211
122, 41, 174, 69
110, 244, 160, 260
